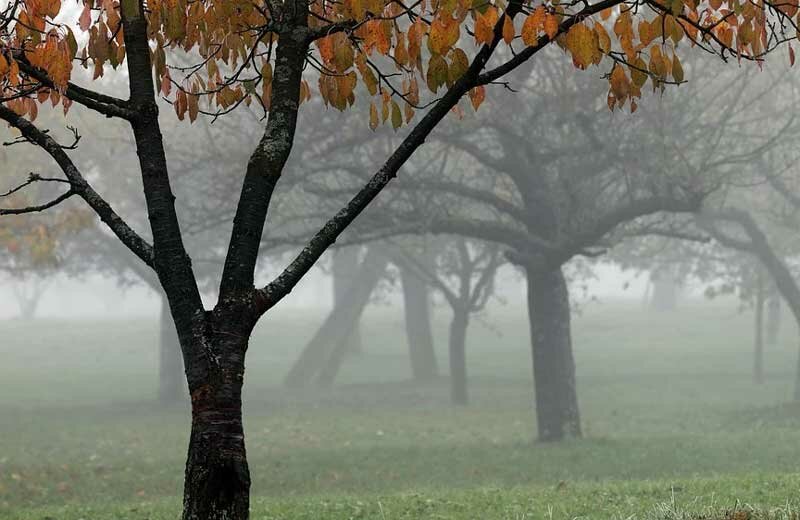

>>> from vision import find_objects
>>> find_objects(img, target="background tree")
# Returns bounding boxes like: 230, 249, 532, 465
0, 0, 796, 516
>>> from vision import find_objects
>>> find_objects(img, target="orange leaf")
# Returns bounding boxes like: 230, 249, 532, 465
502, 16, 515, 44
475, 6, 498, 45
468, 85, 485, 110
521, 7, 544, 46
544, 13, 559, 39
429, 15, 460, 55
78, 4, 91, 31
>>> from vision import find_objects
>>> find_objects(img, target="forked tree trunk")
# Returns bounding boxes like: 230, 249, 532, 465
285, 248, 387, 388
448, 308, 469, 406
332, 246, 364, 354
754, 270, 766, 384
316, 251, 390, 387
182, 333, 250, 520
400, 266, 438, 381
159, 293, 185, 404
526, 265, 581, 442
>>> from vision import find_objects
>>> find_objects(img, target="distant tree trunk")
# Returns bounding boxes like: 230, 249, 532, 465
766, 290, 782, 346
11, 275, 49, 320
316, 251, 389, 387
400, 265, 439, 382
526, 265, 581, 442
159, 293, 185, 404
794, 339, 800, 401
285, 248, 388, 388
332, 246, 364, 354
754, 269, 766, 384
650, 269, 679, 311
448, 307, 470, 406
17, 294, 40, 320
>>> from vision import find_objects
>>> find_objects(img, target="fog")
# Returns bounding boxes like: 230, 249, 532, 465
4, 8, 800, 519
0, 263, 660, 319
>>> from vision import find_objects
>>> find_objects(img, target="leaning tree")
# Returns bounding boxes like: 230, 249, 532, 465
0, 0, 796, 516
283, 50, 790, 441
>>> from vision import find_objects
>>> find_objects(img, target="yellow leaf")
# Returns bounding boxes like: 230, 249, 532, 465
448, 48, 469, 85
426, 54, 448, 92
672, 52, 684, 82
391, 100, 402, 130
609, 64, 630, 101
595, 22, 611, 54
565, 23, 596, 69
369, 102, 379, 130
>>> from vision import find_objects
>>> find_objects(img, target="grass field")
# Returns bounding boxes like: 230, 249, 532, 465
3, 299, 800, 519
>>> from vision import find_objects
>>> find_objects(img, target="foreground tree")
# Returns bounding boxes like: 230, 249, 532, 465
0, 0, 796, 516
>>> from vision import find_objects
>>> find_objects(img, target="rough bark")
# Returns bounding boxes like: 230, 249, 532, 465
526, 265, 581, 442
159, 293, 185, 404
400, 265, 439, 382
332, 246, 364, 354
285, 247, 387, 388
448, 308, 470, 406
182, 331, 250, 520
754, 269, 765, 384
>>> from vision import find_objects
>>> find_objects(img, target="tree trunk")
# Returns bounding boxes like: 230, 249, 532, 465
400, 266, 439, 381
285, 248, 387, 388
332, 246, 364, 354
448, 308, 469, 406
649, 269, 679, 312
159, 293, 185, 404
794, 341, 800, 401
182, 335, 250, 520
754, 270, 766, 384
526, 265, 581, 442
766, 291, 782, 346
316, 250, 389, 387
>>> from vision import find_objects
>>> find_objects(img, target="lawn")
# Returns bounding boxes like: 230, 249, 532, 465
2, 299, 800, 519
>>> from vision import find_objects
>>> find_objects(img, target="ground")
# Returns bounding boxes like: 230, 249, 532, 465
2, 299, 800, 519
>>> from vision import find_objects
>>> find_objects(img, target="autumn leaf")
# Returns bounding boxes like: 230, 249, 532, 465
76, 6, 90, 32
429, 15, 460, 55
595, 22, 611, 54
565, 23, 598, 69
448, 48, 469, 85
426, 54, 448, 92
369, 102, 379, 129
522, 7, 545, 46
391, 100, 402, 129
609, 64, 630, 102
544, 13, 560, 39
474, 6, 498, 45
468, 85, 485, 110
502, 16, 515, 45
672, 53, 684, 81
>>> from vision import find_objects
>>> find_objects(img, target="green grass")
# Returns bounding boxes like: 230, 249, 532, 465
3, 299, 800, 519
